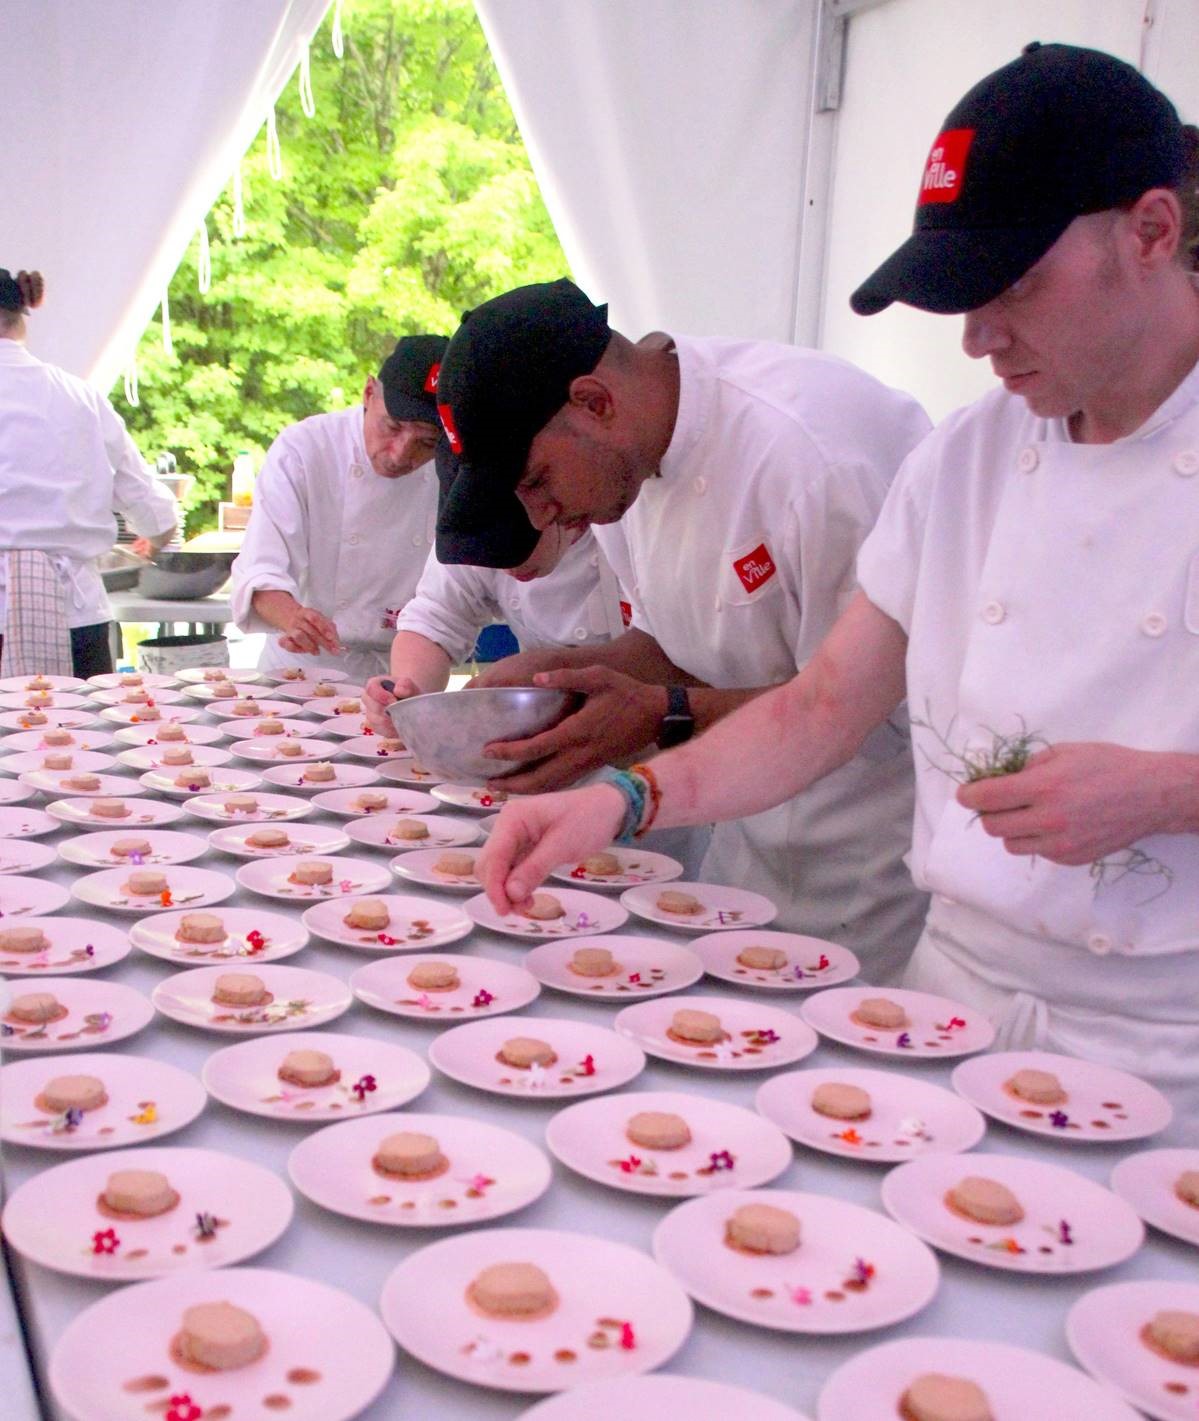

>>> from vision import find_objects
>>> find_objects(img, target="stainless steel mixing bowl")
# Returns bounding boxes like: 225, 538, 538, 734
387, 686, 572, 785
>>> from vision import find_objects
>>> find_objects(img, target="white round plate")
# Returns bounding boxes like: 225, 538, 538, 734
431, 782, 520, 813
550, 847, 684, 890
0, 873, 70, 916
236, 853, 391, 903
220, 716, 323, 740
71, 865, 235, 915
343, 808, 472, 846
1, 976, 154, 1053
58, 829, 210, 870
88, 671, 179, 689
525, 935, 704, 1001
380, 1227, 691, 1393
315, 785, 439, 819
350, 953, 538, 1019
430, 1016, 646, 1099
130, 906, 308, 966
880, 1153, 1144, 1274
693, 929, 861, 992
520, 1376, 811, 1421
342, 734, 411, 762
1067, 1279, 1199, 1421
274, 679, 364, 702
116, 744, 233, 772
654, 1188, 939, 1334
303, 891, 472, 952
49, 1266, 394, 1421
2, 1145, 293, 1281
175, 665, 266, 684
465, 887, 627, 940
183, 790, 313, 825
262, 666, 350, 685
818, 1336, 1140, 1421
21, 768, 145, 798
139, 766, 263, 799
951, 1050, 1173, 1143
202, 1030, 430, 1123
261, 762, 379, 792
1110, 1149, 1199, 1248
2, 747, 117, 774
290, 1112, 551, 1227
99, 704, 201, 727
802, 986, 996, 1059
0, 690, 90, 710
230, 737, 338, 765
0, 779, 33, 805
615, 994, 818, 1071
0, 804, 58, 837
0, 916, 131, 975
208, 821, 350, 861
0, 673, 86, 691
0, 837, 57, 874
1, 1051, 207, 1151
48, 797, 185, 830
547, 1089, 793, 1198
390, 844, 484, 891
113, 721, 226, 747
300, 697, 368, 721
313, 712, 375, 737
379, 757, 440, 786
203, 698, 297, 721
5, 726, 116, 751
755, 1067, 986, 1164
152, 963, 352, 1034
89, 686, 187, 707
620, 880, 778, 932
178, 681, 266, 703
0, 708, 102, 730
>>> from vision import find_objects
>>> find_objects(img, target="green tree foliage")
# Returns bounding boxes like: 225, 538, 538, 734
114, 0, 567, 531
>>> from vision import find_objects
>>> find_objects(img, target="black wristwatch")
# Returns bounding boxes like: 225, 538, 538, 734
657, 685, 695, 749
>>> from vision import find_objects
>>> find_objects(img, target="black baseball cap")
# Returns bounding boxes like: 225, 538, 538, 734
433, 442, 540, 569
434, 279, 611, 533
377, 335, 449, 422
851, 42, 1186, 316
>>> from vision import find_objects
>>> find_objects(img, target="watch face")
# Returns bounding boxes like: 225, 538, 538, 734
657, 715, 694, 750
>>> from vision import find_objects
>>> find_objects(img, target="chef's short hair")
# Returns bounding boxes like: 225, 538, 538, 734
1177, 125, 1199, 273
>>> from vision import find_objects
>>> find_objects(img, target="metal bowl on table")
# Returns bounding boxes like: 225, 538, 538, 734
136, 551, 236, 601
387, 687, 572, 785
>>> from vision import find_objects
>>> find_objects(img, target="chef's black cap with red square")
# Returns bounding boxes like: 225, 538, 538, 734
377, 334, 449, 423
434, 280, 611, 557
851, 42, 1186, 317
433, 442, 540, 569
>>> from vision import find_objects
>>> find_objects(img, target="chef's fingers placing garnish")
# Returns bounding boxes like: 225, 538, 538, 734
478, 783, 627, 914
286, 605, 342, 655
363, 675, 420, 735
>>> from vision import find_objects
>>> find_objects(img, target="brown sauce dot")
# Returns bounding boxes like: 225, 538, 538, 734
263, 1395, 292, 1409
751, 1287, 774, 1299
668, 1170, 688, 1179
171, 1244, 187, 1255
465, 1187, 483, 1199
697, 1051, 717, 1060
125, 1248, 148, 1260
400, 1200, 415, 1210
1091, 1120, 1111, 1129
824, 1290, 845, 1302
894, 1139, 911, 1147
924, 1040, 941, 1047
967, 1236, 982, 1245
1115, 1112, 1128, 1120
207, 1408, 232, 1420
587, 1331, 609, 1349
1019, 1110, 1043, 1118
498, 1077, 512, 1085
1102, 1101, 1122, 1110
862, 1035, 878, 1043
554, 1349, 576, 1364
287, 1368, 321, 1385
1038, 1246, 1053, 1255
122, 1375, 169, 1393
1165, 1382, 1189, 1395
368, 1195, 391, 1205
508, 1352, 531, 1366
598, 1317, 624, 1329
439, 1198, 457, 1209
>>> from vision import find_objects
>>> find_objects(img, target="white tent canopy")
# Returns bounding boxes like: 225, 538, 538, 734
4, 0, 1197, 421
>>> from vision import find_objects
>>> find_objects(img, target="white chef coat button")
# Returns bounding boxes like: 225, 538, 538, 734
693, 476, 706, 495
981, 600, 1006, 625
1141, 612, 1167, 637
351, 464, 364, 478
1086, 931, 1113, 956
410, 534, 423, 546
588, 553, 598, 568
1017, 446, 1039, 473
508, 598, 520, 612
573, 627, 587, 641
1172, 450, 1199, 477
349, 534, 361, 546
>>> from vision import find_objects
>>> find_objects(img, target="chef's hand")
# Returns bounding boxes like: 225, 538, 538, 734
362, 675, 422, 737
277, 605, 341, 657
957, 742, 1184, 864
481, 666, 664, 794
466, 648, 573, 689
479, 783, 627, 914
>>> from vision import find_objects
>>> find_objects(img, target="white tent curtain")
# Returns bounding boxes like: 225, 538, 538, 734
2, 0, 330, 390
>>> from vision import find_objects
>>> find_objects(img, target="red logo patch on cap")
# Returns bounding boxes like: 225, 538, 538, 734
437, 402, 462, 453
918, 128, 974, 205
732, 543, 776, 594
619, 599, 633, 628
424, 362, 440, 393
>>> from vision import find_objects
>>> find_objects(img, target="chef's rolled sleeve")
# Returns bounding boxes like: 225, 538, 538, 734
229, 452, 308, 630
393, 550, 500, 665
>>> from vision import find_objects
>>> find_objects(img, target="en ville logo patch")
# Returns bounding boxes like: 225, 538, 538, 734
733, 543, 777, 594
424, 362, 440, 393
918, 127, 975, 205
437, 402, 462, 453
619, 599, 633, 628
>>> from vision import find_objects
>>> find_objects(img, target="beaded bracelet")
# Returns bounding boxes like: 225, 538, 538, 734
629, 761, 663, 837
595, 767, 648, 844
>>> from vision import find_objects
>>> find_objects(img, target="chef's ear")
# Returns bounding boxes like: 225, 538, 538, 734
1124, 189, 1183, 268
566, 373, 615, 423
362, 376, 377, 409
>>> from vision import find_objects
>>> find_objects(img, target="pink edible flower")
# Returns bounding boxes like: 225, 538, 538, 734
91, 1227, 119, 1255
619, 1322, 636, 1350
352, 1074, 377, 1102
167, 1397, 202, 1421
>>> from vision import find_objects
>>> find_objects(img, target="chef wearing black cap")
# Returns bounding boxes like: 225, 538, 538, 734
230, 335, 447, 681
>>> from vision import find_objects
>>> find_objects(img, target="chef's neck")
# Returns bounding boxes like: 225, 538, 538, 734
0, 312, 26, 343
612, 330, 679, 470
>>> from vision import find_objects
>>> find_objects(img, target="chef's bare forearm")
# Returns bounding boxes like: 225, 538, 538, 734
647, 592, 909, 829
389, 631, 452, 694
1159, 752, 1199, 834
552, 628, 705, 685
250, 589, 302, 631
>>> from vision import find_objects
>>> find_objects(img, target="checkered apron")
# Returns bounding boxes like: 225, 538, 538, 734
0, 549, 75, 677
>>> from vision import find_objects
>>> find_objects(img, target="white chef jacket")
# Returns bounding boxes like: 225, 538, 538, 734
858, 362, 1199, 1109
593, 336, 932, 977
395, 529, 626, 663
0, 340, 178, 628
230, 405, 437, 682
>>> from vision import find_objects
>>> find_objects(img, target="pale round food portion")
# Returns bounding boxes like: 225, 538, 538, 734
433, 851, 475, 876
407, 960, 460, 991
852, 996, 910, 1030
354, 790, 387, 810
499, 1036, 557, 1069
42, 752, 73, 770
231, 700, 261, 716
203, 668, 230, 682
736, 944, 788, 971
312, 683, 336, 697
90, 798, 131, 818
135, 706, 161, 722
177, 1301, 267, 1371
278, 1048, 338, 1088
112, 837, 153, 858
901, 1373, 995, 1421
254, 718, 285, 736
26, 676, 53, 689
118, 674, 143, 687
275, 740, 303, 757
63, 774, 100, 792
392, 818, 430, 840
811, 1081, 873, 1121
335, 699, 361, 714
1145, 1309, 1199, 1364
626, 1110, 692, 1150
521, 892, 565, 921
669, 1007, 724, 1044
124, 869, 168, 896
343, 897, 390, 930
122, 690, 150, 704
289, 859, 333, 886
176, 912, 225, 944
469, 1262, 558, 1319
569, 946, 620, 978
43, 728, 74, 746
21, 711, 47, 725
582, 851, 621, 876
247, 827, 290, 849
210, 683, 237, 698
0, 926, 50, 953
10, 992, 62, 1023
26, 691, 52, 706
946, 1176, 1025, 1227
176, 769, 211, 789
726, 1203, 801, 1255
156, 722, 187, 741
1175, 1170, 1199, 1209
103, 1169, 178, 1217
374, 1131, 448, 1177
42, 1074, 108, 1113
378, 737, 405, 753
224, 795, 258, 814
302, 762, 336, 782
278, 667, 304, 680
656, 889, 703, 916
161, 746, 194, 765
1004, 1068, 1067, 1105
212, 972, 270, 1007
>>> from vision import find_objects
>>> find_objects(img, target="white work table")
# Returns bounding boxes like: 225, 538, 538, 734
0, 703, 1193, 1421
